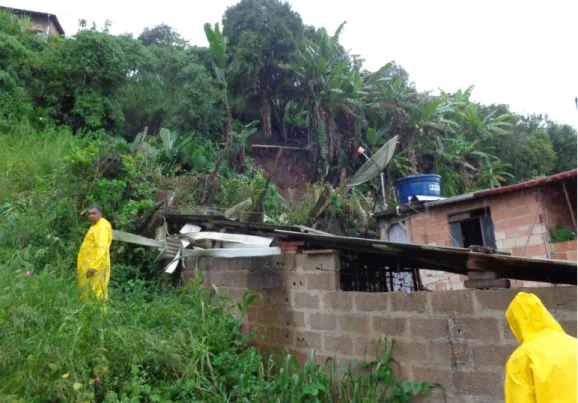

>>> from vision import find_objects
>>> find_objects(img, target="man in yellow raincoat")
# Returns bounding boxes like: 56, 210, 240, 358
77, 204, 112, 301
505, 291, 577, 402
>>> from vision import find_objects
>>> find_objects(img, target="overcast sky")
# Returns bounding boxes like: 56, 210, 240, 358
6, 0, 577, 128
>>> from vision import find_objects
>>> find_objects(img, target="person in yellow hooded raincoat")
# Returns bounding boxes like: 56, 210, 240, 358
77, 204, 112, 301
505, 291, 577, 402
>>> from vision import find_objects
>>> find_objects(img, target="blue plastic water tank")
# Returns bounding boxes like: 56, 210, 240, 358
394, 174, 442, 203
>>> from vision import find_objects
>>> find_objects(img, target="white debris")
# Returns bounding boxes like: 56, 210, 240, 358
180, 224, 201, 234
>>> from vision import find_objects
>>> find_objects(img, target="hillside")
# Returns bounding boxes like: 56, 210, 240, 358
1, 2, 576, 400
1, 5, 575, 221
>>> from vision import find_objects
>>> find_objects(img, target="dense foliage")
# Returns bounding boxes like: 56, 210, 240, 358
2, 2, 572, 399
0, 123, 441, 401
1, 4, 575, 209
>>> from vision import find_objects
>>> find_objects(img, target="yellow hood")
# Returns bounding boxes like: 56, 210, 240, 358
506, 292, 565, 344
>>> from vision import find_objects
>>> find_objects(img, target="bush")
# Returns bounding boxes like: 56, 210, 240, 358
549, 225, 576, 243
0, 124, 441, 401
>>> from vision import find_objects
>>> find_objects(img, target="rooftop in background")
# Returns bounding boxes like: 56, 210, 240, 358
0, 6, 65, 36
375, 169, 578, 219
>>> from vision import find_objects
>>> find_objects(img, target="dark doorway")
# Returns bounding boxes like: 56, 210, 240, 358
460, 217, 485, 248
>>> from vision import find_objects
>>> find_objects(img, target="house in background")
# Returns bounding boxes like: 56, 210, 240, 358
375, 169, 577, 290
1, 6, 65, 36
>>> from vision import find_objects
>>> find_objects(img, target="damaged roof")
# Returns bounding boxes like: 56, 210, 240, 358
163, 213, 577, 286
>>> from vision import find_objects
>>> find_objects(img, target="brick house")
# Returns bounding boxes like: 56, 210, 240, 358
374, 170, 577, 290
1, 6, 65, 36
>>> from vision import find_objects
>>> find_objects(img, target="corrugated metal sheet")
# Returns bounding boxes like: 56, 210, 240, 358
275, 230, 576, 285
162, 214, 577, 285
474, 169, 577, 198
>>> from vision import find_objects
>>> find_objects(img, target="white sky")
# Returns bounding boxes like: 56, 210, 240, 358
6, 0, 577, 128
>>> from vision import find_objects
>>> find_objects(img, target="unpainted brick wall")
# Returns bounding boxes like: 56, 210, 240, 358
183, 252, 578, 403
28, 17, 61, 36
387, 186, 576, 290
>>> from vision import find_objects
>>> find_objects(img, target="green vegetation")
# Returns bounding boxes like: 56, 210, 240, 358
1, 4, 574, 210
0, 123, 440, 401
549, 225, 576, 243
0, 268, 441, 401
0, 1, 574, 400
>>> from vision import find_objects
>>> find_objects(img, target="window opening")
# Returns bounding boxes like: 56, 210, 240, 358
339, 251, 420, 293
449, 207, 496, 249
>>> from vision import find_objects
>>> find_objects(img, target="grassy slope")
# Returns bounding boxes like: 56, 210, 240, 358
0, 124, 439, 402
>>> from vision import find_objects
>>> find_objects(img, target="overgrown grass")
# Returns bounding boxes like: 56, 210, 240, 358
0, 124, 441, 401
0, 123, 83, 201
0, 266, 442, 402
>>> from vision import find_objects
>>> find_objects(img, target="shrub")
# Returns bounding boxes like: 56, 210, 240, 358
550, 225, 576, 243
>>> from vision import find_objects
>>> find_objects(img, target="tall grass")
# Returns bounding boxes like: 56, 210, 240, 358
0, 124, 442, 401
0, 267, 254, 401
0, 267, 442, 402
0, 123, 80, 199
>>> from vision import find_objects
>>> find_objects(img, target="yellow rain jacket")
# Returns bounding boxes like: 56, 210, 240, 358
505, 292, 577, 403
77, 217, 112, 301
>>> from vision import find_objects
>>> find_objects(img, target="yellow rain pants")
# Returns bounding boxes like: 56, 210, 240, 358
505, 291, 577, 402
77, 218, 112, 301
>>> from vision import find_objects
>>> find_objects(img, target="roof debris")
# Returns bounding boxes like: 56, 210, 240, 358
113, 225, 281, 274
113, 213, 576, 286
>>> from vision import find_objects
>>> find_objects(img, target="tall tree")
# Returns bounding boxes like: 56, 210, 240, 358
546, 122, 577, 174
222, 0, 304, 140
138, 24, 188, 49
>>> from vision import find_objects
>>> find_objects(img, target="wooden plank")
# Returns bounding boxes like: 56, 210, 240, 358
302, 249, 339, 255
296, 225, 335, 236
219, 143, 302, 150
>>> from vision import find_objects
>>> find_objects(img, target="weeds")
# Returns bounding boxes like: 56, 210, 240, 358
0, 266, 442, 402
0, 124, 440, 401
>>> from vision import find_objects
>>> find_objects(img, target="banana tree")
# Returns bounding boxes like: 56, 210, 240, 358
203, 22, 247, 197
291, 22, 368, 184
140, 128, 210, 175
471, 152, 515, 189
204, 22, 234, 143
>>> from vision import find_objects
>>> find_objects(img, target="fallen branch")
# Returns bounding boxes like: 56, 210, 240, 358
309, 175, 353, 220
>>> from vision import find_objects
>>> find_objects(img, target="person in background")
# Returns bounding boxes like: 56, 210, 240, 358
77, 204, 112, 302
504, 291, 577, 402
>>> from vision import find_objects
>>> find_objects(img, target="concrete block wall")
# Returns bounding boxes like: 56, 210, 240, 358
183, 253, 577, 403
404, 187, 576, 290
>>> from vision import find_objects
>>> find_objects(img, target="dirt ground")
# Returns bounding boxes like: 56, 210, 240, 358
249, 146, 315, 201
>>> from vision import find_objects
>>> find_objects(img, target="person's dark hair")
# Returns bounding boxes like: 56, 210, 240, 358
88, 204, 103, 213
